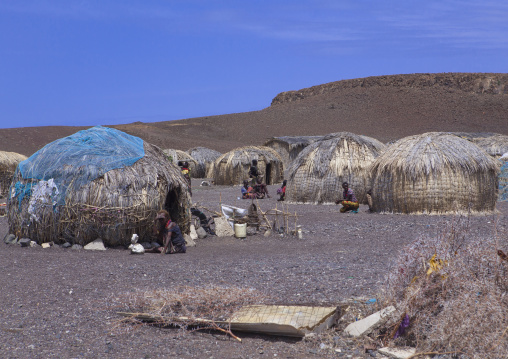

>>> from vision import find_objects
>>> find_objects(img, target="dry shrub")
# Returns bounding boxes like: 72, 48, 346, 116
378, 218, 508, 358
112, 285, 268, 340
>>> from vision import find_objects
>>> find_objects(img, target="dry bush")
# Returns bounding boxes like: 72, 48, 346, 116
111, 285, 269, 340
378, 218, 508, 358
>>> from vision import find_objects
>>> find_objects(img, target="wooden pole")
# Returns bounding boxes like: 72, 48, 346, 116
275, 202, 278, 231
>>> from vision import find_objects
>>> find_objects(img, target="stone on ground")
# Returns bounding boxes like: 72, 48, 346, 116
214, 217, 234, 237
189, 225, 198, 240
19, 238, 31, 247
4, 234, 17, 244
196, 226, 207, 239
184, 234, 196, 247
378, 347, 417, 359
84, 239, 106, 251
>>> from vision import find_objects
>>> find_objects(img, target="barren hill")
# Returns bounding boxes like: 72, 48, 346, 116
1, 73, 507, 157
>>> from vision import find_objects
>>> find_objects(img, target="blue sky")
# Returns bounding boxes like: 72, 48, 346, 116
0, 1, 507, 129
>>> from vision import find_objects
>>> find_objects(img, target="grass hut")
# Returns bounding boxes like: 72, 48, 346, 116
286, 132, 385, 204
263, 136, 322, 168
470, 134, 508, 158
212, 146, 284, 186
8, 126, 191, 246
186, 146, 222, 178
369, 132, 499, 214
0, 151, 27, 199
163, 149, 198, 173
449, 132, 508, 158
499, 153, 508, 201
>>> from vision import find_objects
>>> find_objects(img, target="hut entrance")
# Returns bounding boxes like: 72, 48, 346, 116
265, 163, 272, 185
164, 189, 180, 223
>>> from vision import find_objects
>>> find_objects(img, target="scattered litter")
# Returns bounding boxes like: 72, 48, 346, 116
344, 306, 395, 337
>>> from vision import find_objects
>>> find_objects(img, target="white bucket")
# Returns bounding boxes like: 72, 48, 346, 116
234, 223, 247, 238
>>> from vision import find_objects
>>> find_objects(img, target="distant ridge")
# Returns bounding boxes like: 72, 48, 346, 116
271, 73, 508, 105
1, 73, 507, 157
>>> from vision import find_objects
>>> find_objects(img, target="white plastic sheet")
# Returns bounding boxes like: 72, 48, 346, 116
27, 179, 59, 222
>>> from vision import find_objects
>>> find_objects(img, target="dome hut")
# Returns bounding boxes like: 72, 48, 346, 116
471, 134, 508, 158
186, 147, 222, 178
212, 146, 284, 186
369, 132, 500, 214
163, 149, 198, 173
8, 126, 191, 246
0, 151, 27, 198
499, 153, 508, 202
263, 136, 323, 168
286, 132, 385, 204
449, 132, 508, 158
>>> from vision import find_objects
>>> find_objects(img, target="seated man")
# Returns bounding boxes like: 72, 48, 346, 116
253, 176, 270, 199
153, 210, 187, 254
335, 182, 359, 213
241, 180, 256, 199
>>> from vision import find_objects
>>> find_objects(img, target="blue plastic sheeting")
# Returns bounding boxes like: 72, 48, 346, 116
14, 126, 145, 206
500, 160, 508, 201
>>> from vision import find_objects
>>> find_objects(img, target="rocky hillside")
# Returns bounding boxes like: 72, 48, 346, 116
1, 73, 507, 157
271, 73, 508, 105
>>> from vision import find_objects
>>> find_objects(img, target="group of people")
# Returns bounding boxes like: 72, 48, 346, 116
151, 162, 363, 256
241, 159, 287, 201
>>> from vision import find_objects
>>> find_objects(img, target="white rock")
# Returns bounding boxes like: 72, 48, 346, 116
344, 306, 396, 337
129, 243, 145, 254
196, 226, 208, 239
214, 217, 234, 237
184, 234, 196, 247
84, 238, 106, 251
190, 225, 198, 240
378, 347, 417, 359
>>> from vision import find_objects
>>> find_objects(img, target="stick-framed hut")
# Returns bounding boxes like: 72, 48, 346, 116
8, 126, 191, 246
163, 149, 198, 173
0, 151, 27, 199
286, 132, 385, 204
263, 136, 323, 168
186, 147, 222, 178
211, 146, 284, 186
369, 132, 500, 214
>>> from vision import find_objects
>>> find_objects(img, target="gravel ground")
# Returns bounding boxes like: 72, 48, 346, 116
1, 180, 506, 359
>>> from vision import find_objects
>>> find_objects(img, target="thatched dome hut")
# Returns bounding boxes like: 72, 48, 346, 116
0, 151, 27, 198
449, 132, 508, 158
471, 134, 508, 158
8, 126, 191, 246
163, 149, 198, 173
212, 146, 284, 185
263, 136, 322, 168
186, 147, 222, 178
499, 153, 508, 201
286, 132, 385, 204
369, 132, 500, 214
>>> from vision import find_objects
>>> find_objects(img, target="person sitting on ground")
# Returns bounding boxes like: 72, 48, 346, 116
248, 159, 259, 186
153, 210, 187, 254
241, 180, 256, 199
335, 182, 359, 213
253, 176, 270, 199
277, 180, 287, 201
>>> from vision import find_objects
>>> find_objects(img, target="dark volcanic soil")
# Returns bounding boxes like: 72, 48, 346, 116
1, 180, 507, 358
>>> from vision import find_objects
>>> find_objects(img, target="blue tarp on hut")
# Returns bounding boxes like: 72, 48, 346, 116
12, 126, 145, 206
